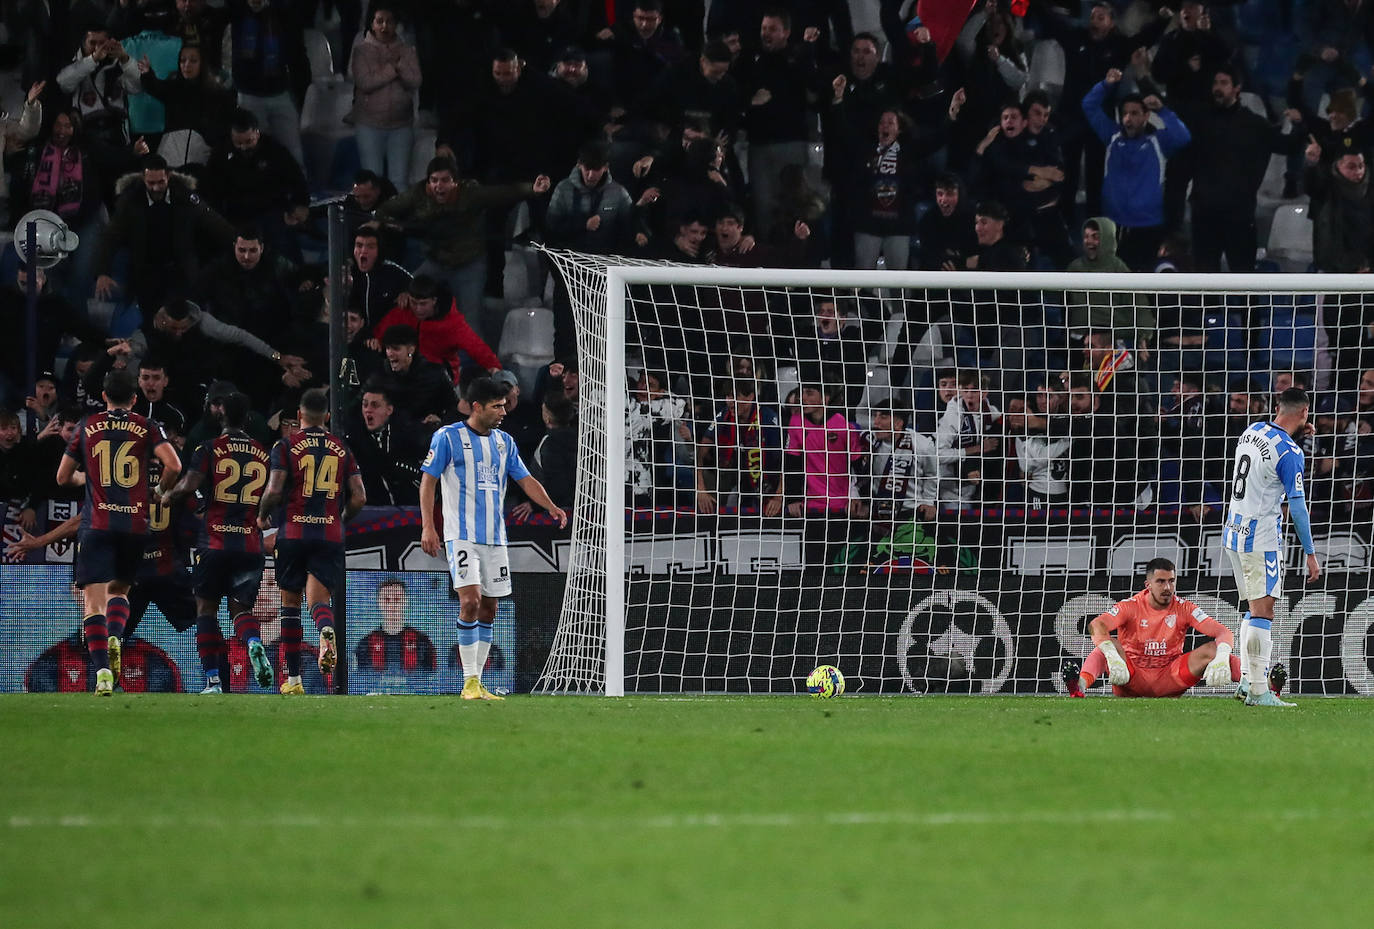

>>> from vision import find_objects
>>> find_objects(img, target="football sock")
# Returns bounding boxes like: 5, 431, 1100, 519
233, 611, 262, 646
474, 621, 494, 679
1080, 648, 1106, 688
288, 675, 302, 688
83, 613, 109, 671
1243, 616, 1274, 692
1229, 652, 1242, 682
105, 596, 130, 640
310, 601, 334, 632
280, 607, 304, 677
1237, 612, 1251, 678
457, 619, 480, 680
195, 615, 225, 676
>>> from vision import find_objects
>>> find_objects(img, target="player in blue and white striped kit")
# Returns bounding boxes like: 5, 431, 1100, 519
1222, 388, 1322, 707
419, 376, 567, 700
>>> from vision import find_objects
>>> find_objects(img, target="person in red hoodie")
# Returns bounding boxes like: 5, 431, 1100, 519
372, 274, 500, 383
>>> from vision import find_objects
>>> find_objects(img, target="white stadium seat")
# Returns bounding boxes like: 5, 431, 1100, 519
407, 128, 437, 188
1266, 204, 1314, 272
300, 77, 357, 188
304, 29, 334, 80
1239, 91, 1268, 119
1027, 39, 1066, 105
499, 305, 556, 361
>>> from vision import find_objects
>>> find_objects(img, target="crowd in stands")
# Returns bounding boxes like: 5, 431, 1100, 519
1, 0, 1372, 538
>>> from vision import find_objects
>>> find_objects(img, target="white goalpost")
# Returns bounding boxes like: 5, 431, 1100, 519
535, 250, 1374, 697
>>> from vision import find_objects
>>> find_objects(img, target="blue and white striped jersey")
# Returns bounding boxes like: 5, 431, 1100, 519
1223, 421, 1305, 553
421, 422, 530, 546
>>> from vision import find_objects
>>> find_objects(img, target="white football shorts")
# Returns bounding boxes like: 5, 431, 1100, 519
445, 540, 512, 598
1226, 548, 1282, 602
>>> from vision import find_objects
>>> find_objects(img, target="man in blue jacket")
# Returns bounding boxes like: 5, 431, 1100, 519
1083, 68, 1191, 270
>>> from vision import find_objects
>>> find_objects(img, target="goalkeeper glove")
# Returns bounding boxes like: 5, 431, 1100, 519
1203, 642, 1233, 688
1098, 640, 1130, 685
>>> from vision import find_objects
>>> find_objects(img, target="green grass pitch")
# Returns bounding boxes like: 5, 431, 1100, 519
3, 695, 1373, 928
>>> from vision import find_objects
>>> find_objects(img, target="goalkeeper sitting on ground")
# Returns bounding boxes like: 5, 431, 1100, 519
1065, 556, 1260, 698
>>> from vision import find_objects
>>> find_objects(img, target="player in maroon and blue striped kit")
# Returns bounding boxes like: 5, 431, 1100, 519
57, 369, 182, 696
123, 478, 204, 683
163, 392, 276, 693
258, 389, 366, 694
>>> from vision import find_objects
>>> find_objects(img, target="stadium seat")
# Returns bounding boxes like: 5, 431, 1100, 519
1201, 311, 1248, 372
1026, 38, 1066, 105
1266, 204, 1314, 272
300, 77, 354, 134
776, 365, 800, 408
858, 364, 892, 412
499, 305, 556, 360
407, 128, 437, 188
1257, 297, 1318, 370
1239, 91, 1268, 118
304, 29, 334, 80
300, 77, 357, 190
157, 129, 212, 169
498, 304, 557, 395
0, 76, 23, 123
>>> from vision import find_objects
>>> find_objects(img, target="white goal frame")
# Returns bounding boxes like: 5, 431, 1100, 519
541, 257, 1374, 696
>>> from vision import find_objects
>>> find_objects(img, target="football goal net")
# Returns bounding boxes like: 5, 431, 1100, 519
535, 250, 1374, 697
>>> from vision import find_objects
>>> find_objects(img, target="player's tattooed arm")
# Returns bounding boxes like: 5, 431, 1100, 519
344, 474, 367, 521
160, 468, 204, 508
257, 469, 288, 528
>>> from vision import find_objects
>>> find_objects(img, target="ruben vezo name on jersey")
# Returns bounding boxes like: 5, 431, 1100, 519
87, 420, 148, 438
1237, 430, 1275, 460
289, 435, 347, 457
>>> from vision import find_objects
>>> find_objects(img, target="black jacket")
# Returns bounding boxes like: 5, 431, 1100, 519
94, 170, 237, 292
637, 59, 744, 137
0, 440, 34, 509
138, 71, 237, 150
203, 136, 310, 224
1188, 101, 1301, 213
1152, 26, 1231, 118
0, 283, 105, 381
382, 357, 459, 425
349, 260, 413, 329
1035, 9, 1137, 125
736, 43, 818, 145
196, 252, 301, 343
529, 425, 577, 508
344, 414, 427, 506
916, 206, 979, 271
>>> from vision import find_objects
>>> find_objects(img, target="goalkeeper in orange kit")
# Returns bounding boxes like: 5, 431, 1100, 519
1062, 557, 1265, 698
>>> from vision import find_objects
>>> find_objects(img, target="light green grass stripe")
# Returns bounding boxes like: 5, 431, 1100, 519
6, 806, 1363, 831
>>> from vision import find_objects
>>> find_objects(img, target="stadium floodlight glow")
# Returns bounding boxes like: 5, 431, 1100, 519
536, 250, 1374, 697
13, 209, 80, 269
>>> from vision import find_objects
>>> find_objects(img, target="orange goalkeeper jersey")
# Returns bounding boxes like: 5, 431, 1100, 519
1094, 589, 1217, 669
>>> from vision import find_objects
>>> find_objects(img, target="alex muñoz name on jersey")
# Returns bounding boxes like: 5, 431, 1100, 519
1223, 421, 1304, 553
421, 422, 530, 546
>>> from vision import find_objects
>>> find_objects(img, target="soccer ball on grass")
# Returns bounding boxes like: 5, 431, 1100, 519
806, 665, 845, 698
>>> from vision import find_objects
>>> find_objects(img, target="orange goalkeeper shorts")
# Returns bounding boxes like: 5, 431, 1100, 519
1112, 653, 1201, 698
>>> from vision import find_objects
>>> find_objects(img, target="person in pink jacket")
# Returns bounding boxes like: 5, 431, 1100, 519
350, 3, 422, 191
